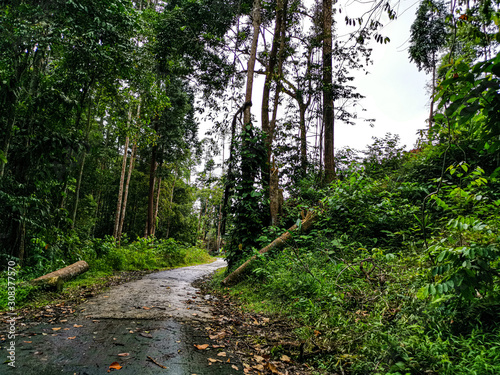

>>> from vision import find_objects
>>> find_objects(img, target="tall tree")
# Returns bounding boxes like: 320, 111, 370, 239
322, 0, 335, 183
409, 0, 447, 137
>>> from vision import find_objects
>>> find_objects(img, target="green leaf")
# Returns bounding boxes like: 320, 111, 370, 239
429, 284, 436, 295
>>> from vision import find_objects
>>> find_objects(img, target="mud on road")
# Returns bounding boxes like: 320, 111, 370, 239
3, 259, 245, 374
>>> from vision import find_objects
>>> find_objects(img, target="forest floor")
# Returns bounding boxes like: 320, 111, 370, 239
1, 259, 314, 375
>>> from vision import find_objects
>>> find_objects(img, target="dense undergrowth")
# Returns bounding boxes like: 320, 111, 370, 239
0, 237, 214, 311
215, 143, 500, 375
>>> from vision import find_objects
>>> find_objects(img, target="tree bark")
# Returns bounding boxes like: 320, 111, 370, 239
243, 0, 262, 125
222, 210, 318, 285
72, 98, 95, 229
322, 0, 335, 183
117, 142, 137, 245
166, 170, 177, 238
261, 0, 284, 161
113, 135, 130, 238
299, 102, 308, 174
270, 158, 280, 226
113, 107, 132, 239
151, 176, 162, 237
146, 120, 159, 237
429, 59, 436, 141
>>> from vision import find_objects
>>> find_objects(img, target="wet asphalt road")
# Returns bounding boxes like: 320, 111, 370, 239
3, 259, 244, 374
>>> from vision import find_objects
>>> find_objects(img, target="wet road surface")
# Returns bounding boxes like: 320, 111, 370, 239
5, 259, 244, 374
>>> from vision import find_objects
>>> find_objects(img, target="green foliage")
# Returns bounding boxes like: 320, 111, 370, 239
419, 164, 499, 304
215, 147, 500, 374
435, 53, 500, 166
225, 125, 268, 271
408, 0, 447, 73
322, 169, 421, 250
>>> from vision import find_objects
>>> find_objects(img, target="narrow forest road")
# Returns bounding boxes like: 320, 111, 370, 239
7, 259, 245, 374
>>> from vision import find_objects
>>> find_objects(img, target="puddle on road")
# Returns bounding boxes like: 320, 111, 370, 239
11, 318, 243, 374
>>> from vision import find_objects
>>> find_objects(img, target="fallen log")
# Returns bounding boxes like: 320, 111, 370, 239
222, 210, 318, 285
31, 260, 89, 291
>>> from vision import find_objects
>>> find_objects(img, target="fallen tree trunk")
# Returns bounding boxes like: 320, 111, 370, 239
223, 210, 318, 285
31, 260, 89, 291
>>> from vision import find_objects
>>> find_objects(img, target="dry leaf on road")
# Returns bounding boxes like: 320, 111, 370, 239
108, 361, 122, 372
194, 344, 209, 350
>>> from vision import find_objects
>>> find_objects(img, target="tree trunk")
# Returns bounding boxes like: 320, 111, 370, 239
223, 210, 318, 285
261, 0, 284, 162
270, 158, 280, 226
146, 120, 159, 237
151, 176, 162, 237
32, 260, 89, 291
429, 59, 436, 141
117, 142, 137, 245
113, 107, 132, 238
0, 114, 15, 178
299, 102, 308, 174
165, 171, 176, 239
17, 220, 26, 266
322, 0, 335, 183
72, 99, 94, 229
117, 101, 140, 243
243, 0, 262, 125
113, 135, 130, 238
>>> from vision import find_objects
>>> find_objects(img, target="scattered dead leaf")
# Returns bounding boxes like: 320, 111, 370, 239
217, 352, 226, 357
67, 336, 76, 340
117, 353, 129, 357
73, 324, 83, 328
265, 362, 281, 374
254, 355, 265, 363
52, 327, 61, 331
232, 365, 239, 371
194, 344, 209, 350
107, 361, 122, 372
281, 355, 291, 362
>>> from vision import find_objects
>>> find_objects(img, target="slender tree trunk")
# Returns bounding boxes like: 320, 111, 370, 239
113, 135, 131, 238
243, 0, 262, 125
151, 176, 162, 237
146, 117, 160, 237
270, 157, 280, 226
268, 2, 288, 227
0, 114, 15, 178
17, 220, 26, 266
429, 60, 436, 141
147, 166, 157, 237
322, 0, 335, 183
117, 142, 137, 245
72, 99, 95, 229
165, 171, 176, 239
299, 103, 307, 174
261, 0, 284, 162
113, 107, 132, 238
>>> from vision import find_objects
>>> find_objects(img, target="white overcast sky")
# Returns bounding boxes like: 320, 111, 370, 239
199, 0, 430, 157
337, 0, 430, 151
